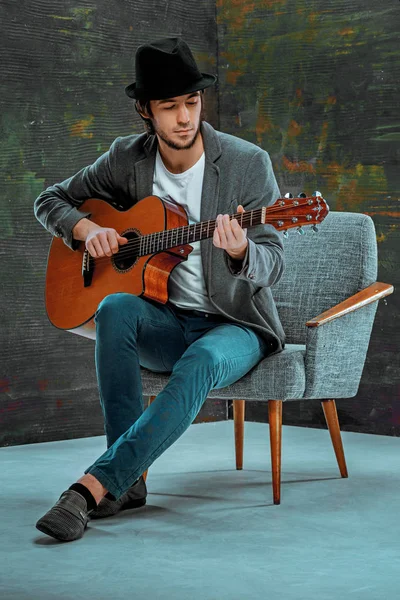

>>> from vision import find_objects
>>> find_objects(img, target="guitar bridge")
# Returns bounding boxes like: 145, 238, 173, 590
82, 250, 94, 287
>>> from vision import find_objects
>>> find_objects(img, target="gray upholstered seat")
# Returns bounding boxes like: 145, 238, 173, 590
140, 211, 393, 504
142, 343, 307, 400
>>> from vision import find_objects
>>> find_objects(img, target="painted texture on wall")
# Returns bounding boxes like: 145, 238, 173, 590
0, 0, 219, 446
218, 0, 399, 434
0, 0, 398, 447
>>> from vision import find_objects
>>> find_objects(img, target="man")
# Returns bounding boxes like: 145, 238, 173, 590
34, 37, 285, 542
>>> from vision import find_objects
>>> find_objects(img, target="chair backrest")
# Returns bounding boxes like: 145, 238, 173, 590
272, 211, 378, 344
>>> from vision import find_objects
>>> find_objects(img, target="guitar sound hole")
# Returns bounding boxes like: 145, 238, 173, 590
113, 230, 140, 272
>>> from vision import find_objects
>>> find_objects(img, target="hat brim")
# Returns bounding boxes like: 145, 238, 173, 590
125, 73, 217, 100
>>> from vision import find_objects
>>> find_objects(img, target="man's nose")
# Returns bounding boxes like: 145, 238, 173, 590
177, 104, 190, 124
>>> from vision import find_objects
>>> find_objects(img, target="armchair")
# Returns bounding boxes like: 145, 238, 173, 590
139, 211, 393, 504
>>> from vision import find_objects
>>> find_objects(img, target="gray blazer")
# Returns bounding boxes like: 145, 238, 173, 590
34, 121, 286, 353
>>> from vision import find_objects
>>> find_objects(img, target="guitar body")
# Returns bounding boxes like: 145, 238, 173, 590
45, 196, 193, 339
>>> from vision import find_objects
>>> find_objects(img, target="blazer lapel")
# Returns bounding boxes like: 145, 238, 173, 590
200, 122, 222, 293
134, 134, 157, 200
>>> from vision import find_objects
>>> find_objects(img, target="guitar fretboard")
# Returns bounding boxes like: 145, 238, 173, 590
139, 208, 264, 256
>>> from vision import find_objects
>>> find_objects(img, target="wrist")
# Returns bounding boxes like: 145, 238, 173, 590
72, 217, 97, 241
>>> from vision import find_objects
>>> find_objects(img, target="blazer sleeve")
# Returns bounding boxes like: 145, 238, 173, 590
33, 137, 122, 251
224, 149, 285, 288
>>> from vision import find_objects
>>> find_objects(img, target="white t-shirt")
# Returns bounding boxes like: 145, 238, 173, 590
152, 149, 220, 313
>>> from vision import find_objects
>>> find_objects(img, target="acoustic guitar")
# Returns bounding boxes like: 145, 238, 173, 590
45, 192, 329, 339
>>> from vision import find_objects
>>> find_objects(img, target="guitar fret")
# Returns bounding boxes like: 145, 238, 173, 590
139, 207, 269, 256
113, 198, 329, 259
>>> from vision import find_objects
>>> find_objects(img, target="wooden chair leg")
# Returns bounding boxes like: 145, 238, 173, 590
321, 399, 348, 478
233, 400, 245, 470
142, 395, 157, 484
268, 400, 283, 505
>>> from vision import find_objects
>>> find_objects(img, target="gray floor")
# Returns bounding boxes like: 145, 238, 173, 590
1, 421, 399, 600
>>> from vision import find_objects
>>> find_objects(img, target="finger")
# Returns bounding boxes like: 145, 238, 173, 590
213, 226, 221, 248
117, 233, 129, 245
107, 231, 120, 255
88, 237, 102, 258
86, 240, 96, 258
227, 218, 240, 242
97, 232, 113, 257
216, 215, 227, 247
221, 214, 235, 244
230, 218, 246, 242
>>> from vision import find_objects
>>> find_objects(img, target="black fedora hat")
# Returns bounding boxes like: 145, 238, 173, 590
125, 37, 217, 101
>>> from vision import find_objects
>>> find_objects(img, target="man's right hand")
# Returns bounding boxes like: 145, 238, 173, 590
72, 218, 128, 258
86, 226, 129, 258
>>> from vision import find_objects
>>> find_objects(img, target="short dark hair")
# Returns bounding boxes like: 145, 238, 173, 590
135, 98, 155, 134
135, 90, 205, 136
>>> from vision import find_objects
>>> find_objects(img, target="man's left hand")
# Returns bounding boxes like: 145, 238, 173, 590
213, 205, 248, 261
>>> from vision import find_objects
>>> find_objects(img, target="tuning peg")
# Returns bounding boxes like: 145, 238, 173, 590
283, 230, 289, 238
284, 193, 293, 198
312, 224, 319, 233
313, 191, 322, 197
298, 192, 307, 198
297, 227, 305, 235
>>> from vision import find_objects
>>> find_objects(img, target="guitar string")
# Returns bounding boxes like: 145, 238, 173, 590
78, 201, 321, 265
83, 211, 258, 264
87, 216, 284, 265
88, 224, 315, 270
87, 214, 318, 265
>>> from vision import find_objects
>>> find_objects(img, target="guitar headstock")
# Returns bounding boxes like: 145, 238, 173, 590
264, 191, 329, 236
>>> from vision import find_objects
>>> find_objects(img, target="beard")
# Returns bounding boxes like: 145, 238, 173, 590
153, 119, 202, 150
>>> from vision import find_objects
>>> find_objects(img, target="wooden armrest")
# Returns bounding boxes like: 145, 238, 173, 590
306, 282, 394, 328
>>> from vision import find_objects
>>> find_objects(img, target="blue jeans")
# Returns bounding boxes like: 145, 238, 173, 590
84, 293, 269, 499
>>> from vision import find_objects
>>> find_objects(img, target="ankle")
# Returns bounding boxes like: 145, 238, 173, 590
68, 483, 97, 512
76, 473, 108, 504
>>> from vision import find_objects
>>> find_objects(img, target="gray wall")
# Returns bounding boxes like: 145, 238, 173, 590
0, 0, 220, 446
217, 0, 399, 435
1, 0, 398, 446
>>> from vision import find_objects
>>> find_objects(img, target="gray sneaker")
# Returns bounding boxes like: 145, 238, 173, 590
36, 489, 92, 541
90, 476, 147, 519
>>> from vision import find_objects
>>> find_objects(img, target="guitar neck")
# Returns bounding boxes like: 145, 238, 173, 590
137, 195, 328, 256
138, 208, 264, 257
